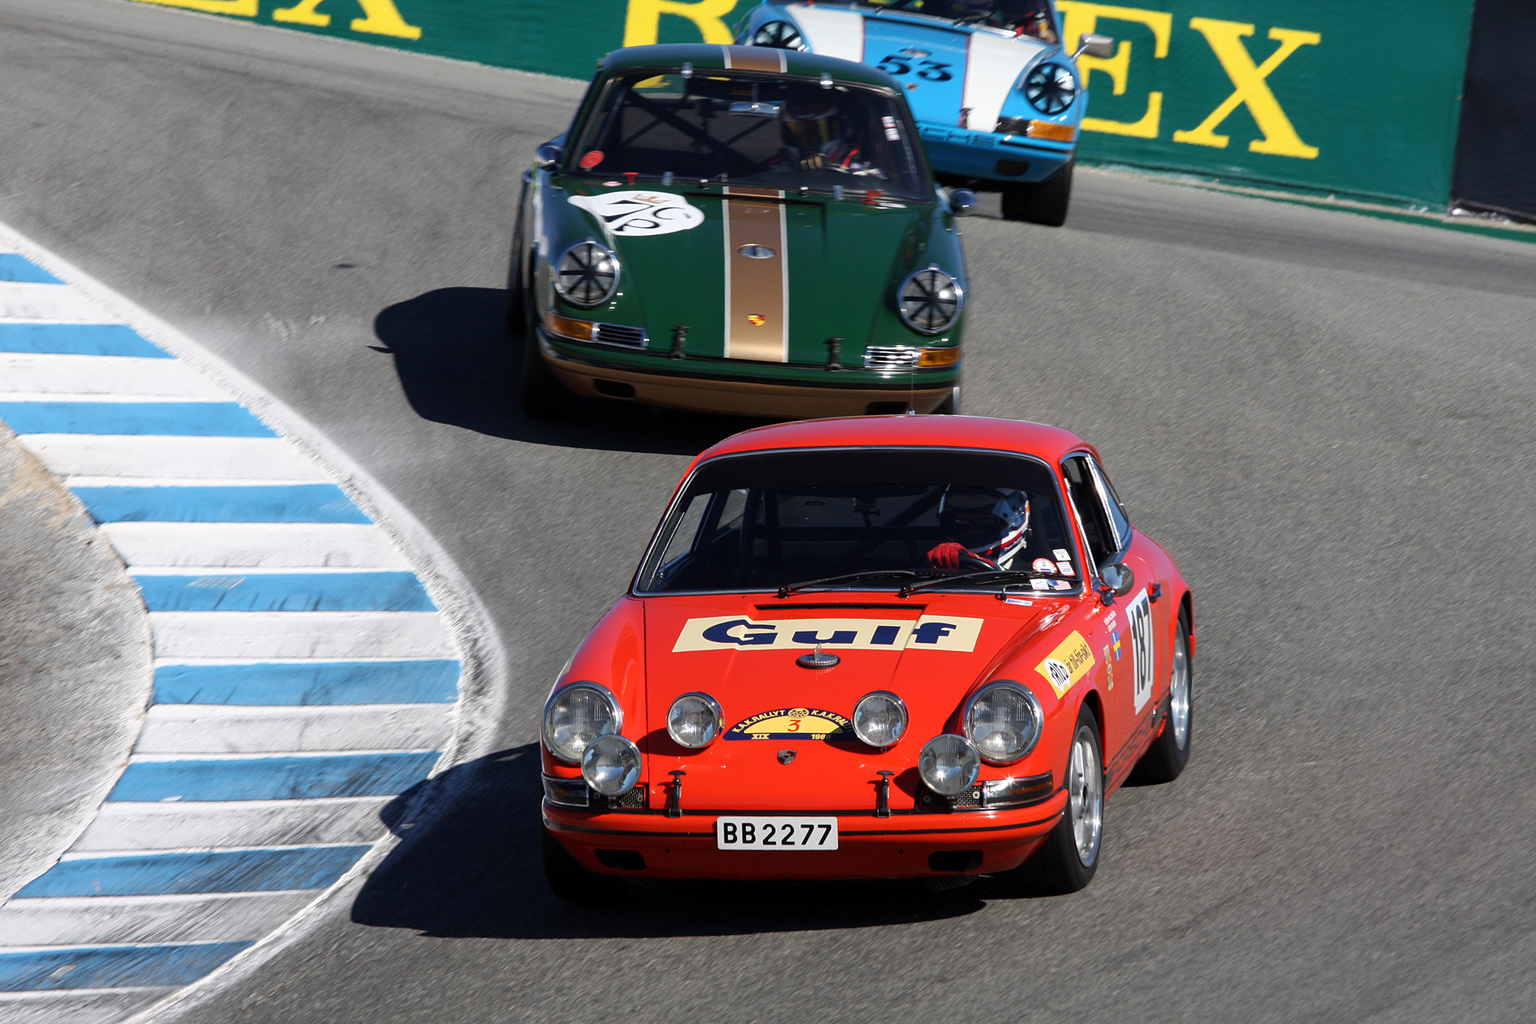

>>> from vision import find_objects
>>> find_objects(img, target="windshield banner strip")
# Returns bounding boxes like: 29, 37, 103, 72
723, 192, 788, 363
722, 45, 786, 75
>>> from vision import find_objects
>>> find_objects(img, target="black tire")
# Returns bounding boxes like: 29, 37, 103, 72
1129, 609, 1193, 784
1003, 704, 1103, 894
541, 825, 625, 903
1000, 160, 1073, 227
506, 182, 530, 333
519, 273, 575, 420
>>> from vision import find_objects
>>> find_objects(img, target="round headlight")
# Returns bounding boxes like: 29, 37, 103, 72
898, 267, 963, 335
919, 734, 981, 796
555, 241, 619, 307
581, 734, 642, 797
1023, 62, 1077, 115
543, 682, 622, 763
667, 692, 723, 749
751, 20, 805, 49
965, 681, 1044, 764
853, 691, 908, 748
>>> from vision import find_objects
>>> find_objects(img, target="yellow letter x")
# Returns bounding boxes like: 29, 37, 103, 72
1173, 18, 1320, 159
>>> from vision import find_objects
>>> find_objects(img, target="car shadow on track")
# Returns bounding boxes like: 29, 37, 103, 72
351, 745, 1001, 940
371, 287, 767, 456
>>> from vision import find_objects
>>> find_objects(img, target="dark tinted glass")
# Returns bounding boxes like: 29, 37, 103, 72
636, 449, 1077, 593
571, 72, 929, 200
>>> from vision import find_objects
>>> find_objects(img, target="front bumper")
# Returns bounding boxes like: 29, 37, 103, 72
542, 792, 1067, 881
538, 332, 958, 418
919, 123, 1074, 186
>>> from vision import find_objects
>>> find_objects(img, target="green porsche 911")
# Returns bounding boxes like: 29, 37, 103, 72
509, 44, 972, 419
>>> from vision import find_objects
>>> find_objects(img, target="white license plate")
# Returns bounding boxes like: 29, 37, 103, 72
716, 816, 838, 851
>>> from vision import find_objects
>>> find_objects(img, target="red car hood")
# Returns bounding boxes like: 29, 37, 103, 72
641, 593, 1062, 811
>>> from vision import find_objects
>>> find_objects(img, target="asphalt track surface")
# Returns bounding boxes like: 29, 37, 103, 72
2, 1, 1534, 1020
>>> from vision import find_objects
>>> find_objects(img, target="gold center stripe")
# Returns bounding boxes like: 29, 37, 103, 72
724, 190, 788, 363
722, 45, 787, 74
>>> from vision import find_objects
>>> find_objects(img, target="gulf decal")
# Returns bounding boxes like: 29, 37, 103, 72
722, 187, 788, 362
726, 707, 851, 740
673, 615, 985, 653
722, 45, 785, 74
1033, 630, 1095, 698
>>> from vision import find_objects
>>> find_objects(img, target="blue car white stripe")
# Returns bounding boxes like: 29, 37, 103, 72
0, 223, 485, 1022
0, 323, 168, 357
151, 660, 461, 705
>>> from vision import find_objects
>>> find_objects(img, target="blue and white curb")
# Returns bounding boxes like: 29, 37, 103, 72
0, 227, 504, 1024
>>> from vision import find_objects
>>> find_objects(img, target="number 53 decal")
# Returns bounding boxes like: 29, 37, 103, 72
875, 54, 954, 81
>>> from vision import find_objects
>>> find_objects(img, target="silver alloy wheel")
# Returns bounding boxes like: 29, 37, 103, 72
1170, 626, 1191, 750
1067, 724, 1103, 866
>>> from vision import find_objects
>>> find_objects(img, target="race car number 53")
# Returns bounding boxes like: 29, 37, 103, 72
716, 816, 838, 851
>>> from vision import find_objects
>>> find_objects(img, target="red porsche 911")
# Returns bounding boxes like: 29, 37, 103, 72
540, 415, 1192, 899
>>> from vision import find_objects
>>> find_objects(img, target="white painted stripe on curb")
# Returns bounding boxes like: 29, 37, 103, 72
0, 989, 170, 1024
73, 799, 393, 853
149, 611, 455, 660
26, 436, 331, 483
0, 281, 114, 322
135, 704, 456, 755
0, 892, 316, 946
0, 354, 229, 399
0, 218, 505, 1021
99, 523, 411, 570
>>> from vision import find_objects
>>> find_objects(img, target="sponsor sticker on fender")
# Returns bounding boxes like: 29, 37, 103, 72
673, 616, 984, 653
1033, 630, 1096, 698
569, 190, 704, 236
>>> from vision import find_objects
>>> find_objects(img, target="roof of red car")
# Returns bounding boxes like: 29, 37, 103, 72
695, 415, 1094, 466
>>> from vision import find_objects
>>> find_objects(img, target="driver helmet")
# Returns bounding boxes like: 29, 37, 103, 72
939, 486, 1030, 568
781, 90, 840, 150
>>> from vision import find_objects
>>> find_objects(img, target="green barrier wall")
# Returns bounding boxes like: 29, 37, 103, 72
127, 0, 1473, 210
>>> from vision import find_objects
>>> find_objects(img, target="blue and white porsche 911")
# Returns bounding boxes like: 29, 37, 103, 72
736, 0, 1112, 225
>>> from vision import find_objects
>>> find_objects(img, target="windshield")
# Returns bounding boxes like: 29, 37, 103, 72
569, 71, 930, 201
820, 0, 1058, 40
636, 448, 1081, 594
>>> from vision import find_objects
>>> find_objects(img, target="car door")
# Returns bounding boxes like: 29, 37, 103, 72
1061, 453, 1160, 781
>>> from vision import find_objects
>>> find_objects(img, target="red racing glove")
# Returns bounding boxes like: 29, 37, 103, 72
926, 542, 970, 572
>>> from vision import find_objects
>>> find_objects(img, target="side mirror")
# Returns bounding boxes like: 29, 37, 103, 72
950, 188, 978, 216
1100, 561, 1135, 598
534, 142, 563, 172
1075, 33, 1115, 60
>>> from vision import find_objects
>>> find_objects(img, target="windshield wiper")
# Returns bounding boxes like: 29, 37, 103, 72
898, 569, 1061, 598
777, 569, 943, 598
